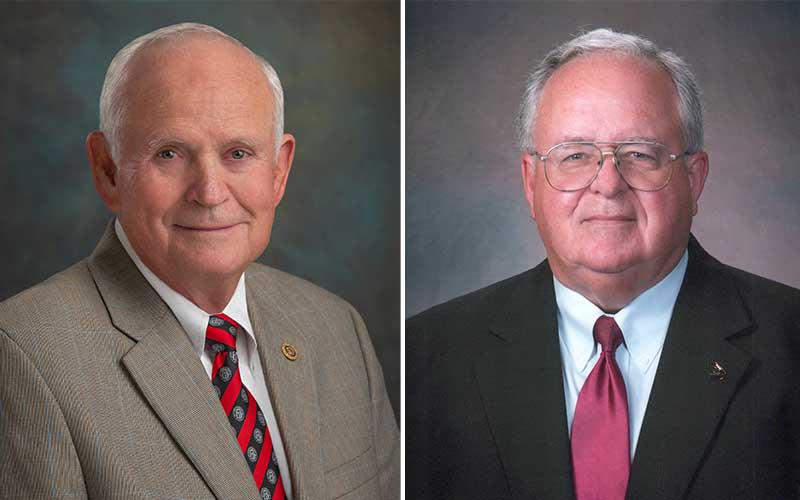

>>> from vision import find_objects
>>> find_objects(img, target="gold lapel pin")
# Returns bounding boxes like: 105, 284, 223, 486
709, 361, 726, 380
281, 343, 299, 361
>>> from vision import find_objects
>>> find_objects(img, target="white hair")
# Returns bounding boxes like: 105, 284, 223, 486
99, 22, 284, 160
517, 28, 703, 154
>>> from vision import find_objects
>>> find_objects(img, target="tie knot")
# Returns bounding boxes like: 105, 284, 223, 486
205, 314, 240, 353
593, 315, 624, 353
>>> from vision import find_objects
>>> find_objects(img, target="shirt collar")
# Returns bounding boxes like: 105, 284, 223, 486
554, 250, 688, 372
114, 218, 256, 355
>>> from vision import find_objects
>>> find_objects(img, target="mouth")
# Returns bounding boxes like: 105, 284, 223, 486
582, 216, 636, 225
174, 223, 240, 232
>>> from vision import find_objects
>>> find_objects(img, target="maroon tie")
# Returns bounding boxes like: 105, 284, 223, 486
570, 315, 630, 500
206, 313, 286, 500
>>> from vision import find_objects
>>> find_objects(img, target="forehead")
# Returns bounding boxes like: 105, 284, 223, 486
534, 53, 681, 144
121, 36, 273, 128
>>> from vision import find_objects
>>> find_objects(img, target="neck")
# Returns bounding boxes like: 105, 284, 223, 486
163, 273, 240, 313
114, 220, 243, 313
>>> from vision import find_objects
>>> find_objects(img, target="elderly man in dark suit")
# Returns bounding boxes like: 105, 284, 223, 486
407, 28, 799, 500
0, 23, 398, 500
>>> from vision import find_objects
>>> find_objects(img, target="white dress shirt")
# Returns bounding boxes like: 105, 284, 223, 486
115, 219, 293, 499
554, 250, 688, 459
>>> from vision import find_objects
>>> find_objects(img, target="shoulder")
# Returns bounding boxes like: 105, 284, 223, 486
406, 262, 551, 369
0, 260, 114, 398
691, 240, 800, 319
688, 240, 800, 357
0, 260, 104, 343
408, 262, 548, 336
719, 261, 800, 354
723, 263, 800, 315
246, 262, 356, 316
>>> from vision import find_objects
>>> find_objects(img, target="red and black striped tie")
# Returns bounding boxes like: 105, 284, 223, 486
206, 313, 285, 500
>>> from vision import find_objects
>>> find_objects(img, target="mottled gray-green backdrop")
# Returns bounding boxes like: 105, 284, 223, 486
407, 1, 800, 317
0, 2, 399, 415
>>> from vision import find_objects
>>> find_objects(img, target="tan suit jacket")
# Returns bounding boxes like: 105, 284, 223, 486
0, 223, 399, 500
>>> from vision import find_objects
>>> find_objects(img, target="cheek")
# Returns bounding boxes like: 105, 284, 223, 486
535, 189, 583, 242
231, 171, 280, 223
539, 190, 583, 224
118, 170, 184, 222
637, 191, 690, 242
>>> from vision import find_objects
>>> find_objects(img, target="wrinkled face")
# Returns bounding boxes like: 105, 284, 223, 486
521, 53, 707, 295
109, 37, 292, 288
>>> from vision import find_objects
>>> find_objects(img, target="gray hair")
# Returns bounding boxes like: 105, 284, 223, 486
99, 22, 284, 161
517, 28, 703, 154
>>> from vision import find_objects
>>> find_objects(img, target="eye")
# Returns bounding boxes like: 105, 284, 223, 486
630, 151, 655, 160
230, 149, 249, 160
157, 149, 178, 160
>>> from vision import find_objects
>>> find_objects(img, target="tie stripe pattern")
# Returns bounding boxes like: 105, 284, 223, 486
206, 313, 285, 500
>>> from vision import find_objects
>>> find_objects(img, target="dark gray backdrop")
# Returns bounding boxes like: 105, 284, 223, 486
407, 2, 800, 317
0, 2, 399, 416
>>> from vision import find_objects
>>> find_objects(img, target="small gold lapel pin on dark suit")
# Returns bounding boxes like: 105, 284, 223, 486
709, 361, 726, 380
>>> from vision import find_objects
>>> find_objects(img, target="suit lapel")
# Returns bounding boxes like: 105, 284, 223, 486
121, 316, 261, 500
475, 263, 576, 500
88, 223, 259, 500
627, 239, 753, 500
472, 239, 755, 500
247, 278, 325, 500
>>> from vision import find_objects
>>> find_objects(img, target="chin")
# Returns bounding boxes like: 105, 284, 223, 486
180, 251, 250, 279
576, 249, 643, 275
582, 261, 638, 275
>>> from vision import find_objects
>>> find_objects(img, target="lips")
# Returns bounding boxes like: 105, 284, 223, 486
175, 223, 239, 232
582, 215, 636, 224
585, 216, 634, 221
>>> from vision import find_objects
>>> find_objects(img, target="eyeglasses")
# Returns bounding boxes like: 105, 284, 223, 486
531, 141, 691, 192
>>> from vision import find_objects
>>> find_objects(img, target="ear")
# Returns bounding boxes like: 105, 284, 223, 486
86, 131, 121, 213
272, 133, 296, 206
521, 152, 538, 220
685, 151, 709, 216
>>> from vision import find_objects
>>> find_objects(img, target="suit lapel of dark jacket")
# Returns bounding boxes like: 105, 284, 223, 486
474, 262, 576, 500
627, 238, 754, 499
88, 222, 260, 500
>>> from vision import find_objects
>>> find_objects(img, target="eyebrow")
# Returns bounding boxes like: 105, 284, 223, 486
142, 135, 266, 152
221, 137, 265, 151
144, 136, 189, 152
556, 136, 662, 144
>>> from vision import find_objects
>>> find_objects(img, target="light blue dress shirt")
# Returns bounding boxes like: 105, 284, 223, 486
555, 250, 688, 459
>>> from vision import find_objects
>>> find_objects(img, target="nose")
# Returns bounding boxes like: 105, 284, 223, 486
589, 150, 629, 197
186, 156, 230, 207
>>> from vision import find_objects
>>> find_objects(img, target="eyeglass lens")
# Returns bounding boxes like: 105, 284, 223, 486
545, 143, 672, 191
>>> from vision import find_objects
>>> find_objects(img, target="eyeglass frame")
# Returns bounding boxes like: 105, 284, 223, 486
530, 141, 693, 192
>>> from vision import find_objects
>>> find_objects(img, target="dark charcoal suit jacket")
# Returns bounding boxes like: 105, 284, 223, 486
407, 237, 800, 500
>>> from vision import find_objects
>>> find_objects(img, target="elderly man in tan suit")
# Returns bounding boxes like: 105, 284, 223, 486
0, 23, 398, 500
